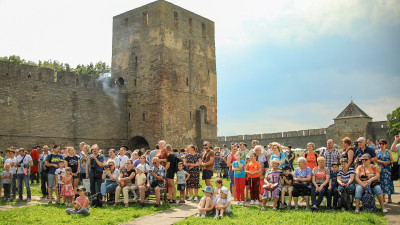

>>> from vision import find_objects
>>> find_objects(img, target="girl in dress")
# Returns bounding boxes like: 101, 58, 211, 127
62, 167, 75, 206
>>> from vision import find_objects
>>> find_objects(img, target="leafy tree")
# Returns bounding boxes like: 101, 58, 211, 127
387, 107, 400, 137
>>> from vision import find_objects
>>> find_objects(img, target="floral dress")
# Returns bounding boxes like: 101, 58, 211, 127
262, 169, 282, 199
61, 175, 75, 197
186, 153, 201, 189
378, 150, 394, 194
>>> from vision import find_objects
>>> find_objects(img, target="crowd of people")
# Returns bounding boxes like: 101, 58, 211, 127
0, 135, 398, 217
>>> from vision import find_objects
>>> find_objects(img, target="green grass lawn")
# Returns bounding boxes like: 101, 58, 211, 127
175, 205, 387, 225
0, 201, 175, 225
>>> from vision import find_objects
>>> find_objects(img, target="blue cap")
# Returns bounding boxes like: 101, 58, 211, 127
202, 186, 213, 194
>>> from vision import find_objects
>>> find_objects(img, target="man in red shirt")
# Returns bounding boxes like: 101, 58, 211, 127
30, 145, 40, 184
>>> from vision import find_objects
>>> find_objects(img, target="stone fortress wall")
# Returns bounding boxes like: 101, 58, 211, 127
0, 61, 128, 151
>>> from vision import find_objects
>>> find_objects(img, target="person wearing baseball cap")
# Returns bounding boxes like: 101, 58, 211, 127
66, 186, 90, 216
354, 137, 377, 166
196, 186, 215, 218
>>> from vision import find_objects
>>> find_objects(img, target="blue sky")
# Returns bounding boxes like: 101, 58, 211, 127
0, 0, 399, 136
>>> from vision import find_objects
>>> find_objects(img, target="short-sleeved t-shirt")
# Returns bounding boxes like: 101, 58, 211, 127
1, 171, 13, 184
217, 197, 231, 213
135, 173, 146, 186
232, 160, 245, 178
133, 159, 149, 168
202, 150, 215, 171
167, 154, 178, 174
118, 155, 129, 168
55, 168, 65, 184
270, 153, 286, 169
303, 152, 319, 170
354, 147, 376, 166
5, 157, 17, 174
338, 167, 355, 184
64, 155, 79, 173
46, 154, 63, 175
176, 170, 188, 184
312, 167, 330, 185
356, 164, 379, 184
16, 154, 33, 174
245, 161, 262, 178
294, 167, 312, 188
89, 154, 105, 172
282, 173, 293, 186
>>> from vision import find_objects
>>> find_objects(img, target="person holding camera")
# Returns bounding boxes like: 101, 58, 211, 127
39, 145, 50, 198
86, 144, 105, 195
139, 157, 165, 208
100, 159, 120, 204
114, 159, 135, 207
15, 148, 33, 202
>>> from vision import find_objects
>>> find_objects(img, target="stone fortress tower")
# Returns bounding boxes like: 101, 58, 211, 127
112, 0, 218, 149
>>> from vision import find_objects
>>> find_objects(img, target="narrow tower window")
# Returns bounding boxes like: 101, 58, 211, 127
143, 12, 148, 27
174, 12, 178, 28
188, 18, 192, 33
202, 23, 206, 38
143, 112, 146, 121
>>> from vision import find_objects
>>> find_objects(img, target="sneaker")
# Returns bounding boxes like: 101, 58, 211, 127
250, 200, 254, 205
194, 197, 198, 201
16, 198, 22, 202
341, 207, 345, 211
382, 209, 388, 213
295, 205, 299, 210
305, 205, 311, 211
195, 213, 201, 218
255, 200, 260, 205
260, 207, 266, 211
214, 214, 219, 219
219, 214, 224, 218
287, 204, 292, 210
201, 214, 206, 218
311, 205, 318, 210
272, 208, 277, 211
27, 198, 31, 202
187, 196, 193, 201
354, 209, 360, 213
279, 204, 285, 209
236, 201, 241, 205
240, 201, 245, 206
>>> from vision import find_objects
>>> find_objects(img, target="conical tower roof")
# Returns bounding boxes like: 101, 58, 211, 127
334, 101, 371, 119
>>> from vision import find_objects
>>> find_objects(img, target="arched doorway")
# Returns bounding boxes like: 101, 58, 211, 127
128, 136, 150, 150
116, 77, 124, 85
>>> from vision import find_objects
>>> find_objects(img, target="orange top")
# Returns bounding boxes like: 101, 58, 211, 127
303, 152, 319, 170
356, 164, 379, 184
245, 161, 262, 178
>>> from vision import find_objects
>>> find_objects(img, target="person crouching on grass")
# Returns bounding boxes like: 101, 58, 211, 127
214, 187, 232, 219
66, 187, 89, 215
176, 162, 190, 203
196, 186, 215, 218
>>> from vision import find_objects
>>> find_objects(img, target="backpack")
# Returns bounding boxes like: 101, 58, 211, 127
304, 153, 318, 165
89, 192, 103, 207
361, 185, 377, 212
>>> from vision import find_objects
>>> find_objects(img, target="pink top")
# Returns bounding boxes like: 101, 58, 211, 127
229, 153, 237, 171
77, 196, 89, 208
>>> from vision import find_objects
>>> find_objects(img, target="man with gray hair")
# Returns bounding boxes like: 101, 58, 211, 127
354, 137, 377, 166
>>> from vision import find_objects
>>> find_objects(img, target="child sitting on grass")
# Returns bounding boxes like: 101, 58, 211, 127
66, 187, 89, 215
196, 186, 215, 218
176, 162, 190, 203
214, 187, 231, 219
55, 160, 66, 205
279, 165, 294, 209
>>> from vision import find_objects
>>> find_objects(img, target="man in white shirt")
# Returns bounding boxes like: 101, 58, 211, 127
5, 149, 17, 199
15, 148, 33, 201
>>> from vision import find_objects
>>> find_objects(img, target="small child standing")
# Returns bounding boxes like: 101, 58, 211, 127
131, 165, 146, 201
176, 162, 190, 203
328, 163, 339, 210
279, 166, 294, 209
66, 187, 90, 215
214, 178, 224, 199
214, 187, 231, 219
61, 167, 75, 206
55, 160, 66, 205
259, 173, 265, 202
1, 163, 13, 201
196, 186, 215, 218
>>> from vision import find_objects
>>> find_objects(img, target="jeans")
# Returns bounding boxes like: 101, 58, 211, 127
41, 171, 48, 196
355, 184, 383, 199
100, 180, 118, 197
79, 172, 86, 186
17, 173, 31, 199
289, 161, 294, 171
229, 170, 235, 192
338, 183, 355, 194
66, 208, 90, 215
327, 184, 338, 208
12, 173, 17, 198
311, 185, 327, 206
89, 171, 103, 195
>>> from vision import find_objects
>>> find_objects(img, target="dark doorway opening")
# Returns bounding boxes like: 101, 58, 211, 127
116, 77, 124, 85
128, 136, 150, 150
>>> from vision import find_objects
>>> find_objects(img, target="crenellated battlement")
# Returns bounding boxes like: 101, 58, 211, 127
0, 61, 114, 89
218, 128, 327, 142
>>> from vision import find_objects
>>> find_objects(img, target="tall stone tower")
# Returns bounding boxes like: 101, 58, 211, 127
332, 101, 372, 144
112, 0, 217, 149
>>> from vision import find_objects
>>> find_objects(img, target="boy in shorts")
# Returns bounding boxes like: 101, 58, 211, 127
176, 162, 190, 203
279, 165, 293, 209
196, 186, 215, 218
